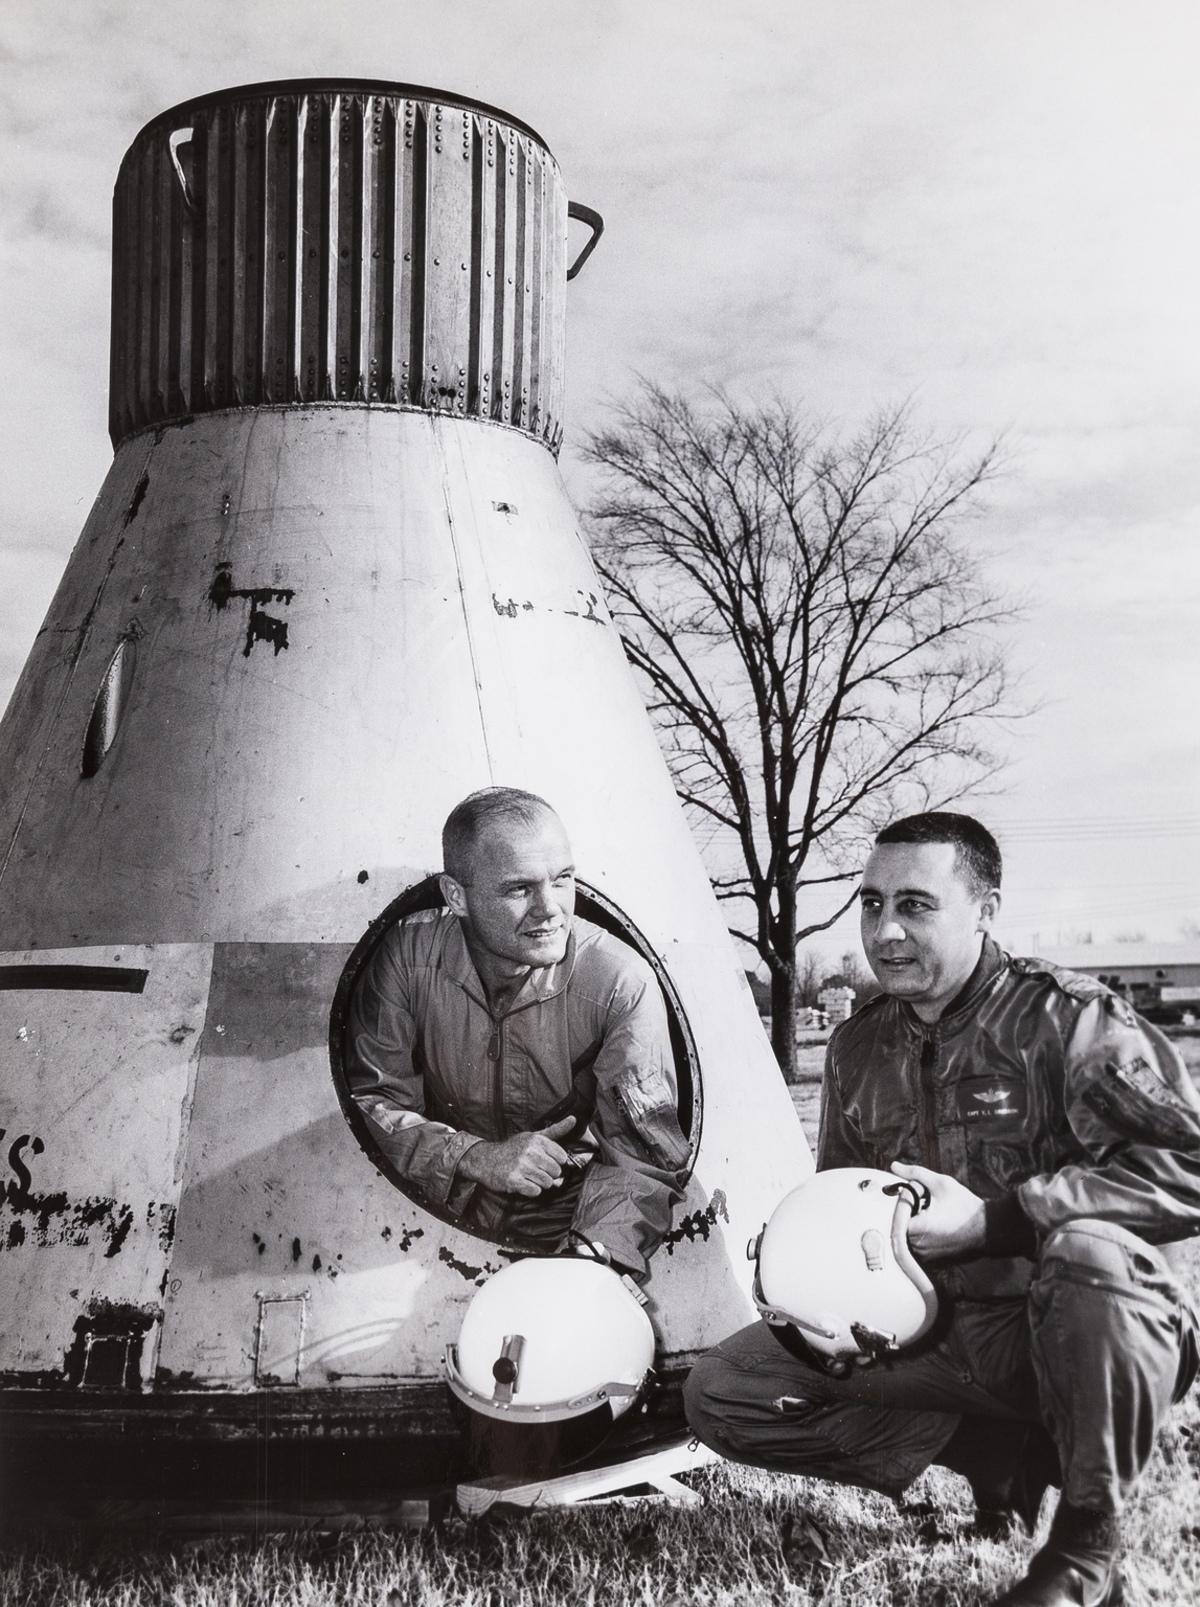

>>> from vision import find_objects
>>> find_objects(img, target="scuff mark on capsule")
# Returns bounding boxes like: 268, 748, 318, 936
382, 1223, 425, 1251
1, 1190, 138, 1259
123, 473, 150, 527
438, 1245, 500, 1285
153, 1201, 177, 1254
1, 1133, 168, 1259
662, 1189, 730, 1254
563, 590, 604, 624
439, 1245, 483, 1280
63, 1299, 159, 1388
208, 561, 295, 656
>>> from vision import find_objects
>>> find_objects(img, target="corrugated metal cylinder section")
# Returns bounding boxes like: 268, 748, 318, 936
109, 82, 569, 451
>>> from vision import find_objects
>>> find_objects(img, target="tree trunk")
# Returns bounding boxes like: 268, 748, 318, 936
770, 964, 798, 1082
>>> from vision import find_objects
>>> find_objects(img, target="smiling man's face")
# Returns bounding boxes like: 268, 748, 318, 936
859, 840, 1000, 1022
442, 808, 576, 981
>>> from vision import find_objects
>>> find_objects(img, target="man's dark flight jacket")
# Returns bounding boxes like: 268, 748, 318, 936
819, 937, 1200, 1300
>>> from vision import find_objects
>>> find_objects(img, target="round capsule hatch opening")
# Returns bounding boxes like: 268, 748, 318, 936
329, 876, 701, 1251
81, 638, 137, 778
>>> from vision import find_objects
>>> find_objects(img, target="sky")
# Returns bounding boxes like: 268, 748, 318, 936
1, 0, 1198, 960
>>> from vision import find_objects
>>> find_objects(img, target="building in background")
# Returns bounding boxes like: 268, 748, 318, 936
817, 985, 856, 1024
1037, 942, 1200, 1025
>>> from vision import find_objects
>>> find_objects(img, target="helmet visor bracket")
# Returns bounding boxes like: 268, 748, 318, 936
446, 1343, 649, 1424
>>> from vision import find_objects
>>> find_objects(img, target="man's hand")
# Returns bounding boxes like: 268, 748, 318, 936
890, 1161, 986, 1260
457, 1116, 576, 1197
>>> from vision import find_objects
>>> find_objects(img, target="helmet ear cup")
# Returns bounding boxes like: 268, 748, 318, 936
446, 1257, 657, 1477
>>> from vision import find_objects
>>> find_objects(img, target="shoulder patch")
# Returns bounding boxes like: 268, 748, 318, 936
1010, 955, 1113, 1006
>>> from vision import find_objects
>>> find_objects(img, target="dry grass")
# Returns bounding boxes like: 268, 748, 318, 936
2, 1385, 1198, 1607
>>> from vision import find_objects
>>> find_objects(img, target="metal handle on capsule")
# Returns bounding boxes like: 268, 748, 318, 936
567, 202, 604, 280
168, 128, 196, 213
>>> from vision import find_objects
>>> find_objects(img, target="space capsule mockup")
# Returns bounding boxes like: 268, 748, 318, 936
0, 80, 811, 1510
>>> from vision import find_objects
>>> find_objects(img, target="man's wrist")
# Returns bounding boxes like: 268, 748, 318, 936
983, 1192, 1039, 1258
452, 1134, 487, 1183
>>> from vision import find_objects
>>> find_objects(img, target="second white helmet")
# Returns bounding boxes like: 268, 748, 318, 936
445, 1256, 656, 1425
751, 1167, 939, 1365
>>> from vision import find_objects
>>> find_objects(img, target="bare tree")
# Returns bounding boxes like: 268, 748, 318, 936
583, 386, 1019, 1078
797, 949, 828, 1010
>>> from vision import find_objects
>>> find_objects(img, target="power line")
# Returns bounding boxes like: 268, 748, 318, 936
1014, 877, 1200, 895
997, 815, 1199, 823
1004, 895, 1200, 923
993, 815, 1200, 844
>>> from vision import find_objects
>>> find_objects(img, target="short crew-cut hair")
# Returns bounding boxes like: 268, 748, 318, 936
874, 811, 1002, 896
442, 787, 557, 883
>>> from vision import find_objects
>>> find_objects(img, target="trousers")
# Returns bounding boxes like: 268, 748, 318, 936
684, 1220, 1198, 1513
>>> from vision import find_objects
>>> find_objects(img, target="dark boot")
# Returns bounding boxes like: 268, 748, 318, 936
939, 1417, 1061, 1537
990, 1500, 1123, 1606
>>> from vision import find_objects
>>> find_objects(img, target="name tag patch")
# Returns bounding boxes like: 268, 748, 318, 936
958, 1078, 1027, 1124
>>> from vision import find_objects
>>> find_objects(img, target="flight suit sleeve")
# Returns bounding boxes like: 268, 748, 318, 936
344, 933, 481, 1208
816, 1035, 872, 1170
569, 963, 690, 1281
1017, 993, 1200, 1244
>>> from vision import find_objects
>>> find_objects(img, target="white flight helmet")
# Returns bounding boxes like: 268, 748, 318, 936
751, 1167, 939, 1367
445, 1256, 656, 1425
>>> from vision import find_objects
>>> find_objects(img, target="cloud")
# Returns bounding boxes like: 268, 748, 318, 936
1, 0, 1197, 940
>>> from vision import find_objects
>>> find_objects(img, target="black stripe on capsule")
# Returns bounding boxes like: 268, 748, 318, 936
0, 966, 149, 993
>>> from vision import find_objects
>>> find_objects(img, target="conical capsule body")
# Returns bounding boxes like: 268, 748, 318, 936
0, 82, 810, 1470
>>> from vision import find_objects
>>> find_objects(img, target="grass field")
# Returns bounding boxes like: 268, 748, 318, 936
4, 1409, 1200, 1606
4, 1037, 1199, 1607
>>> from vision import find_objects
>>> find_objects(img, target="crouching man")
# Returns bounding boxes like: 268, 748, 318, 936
685, 812, 1200, 1607
345, 786, 690, 1282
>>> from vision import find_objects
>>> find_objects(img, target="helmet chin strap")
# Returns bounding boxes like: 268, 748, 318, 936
884, 1183, 939, 1337
883, 1176, 933, 1215
845, 1183, 936, 1361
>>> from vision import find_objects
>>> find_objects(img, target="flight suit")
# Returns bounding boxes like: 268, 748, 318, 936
685, 939, 1200, 1512
346, 909, 690, 1279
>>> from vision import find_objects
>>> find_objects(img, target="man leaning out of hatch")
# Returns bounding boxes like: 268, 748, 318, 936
344, 786, 690, 1282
